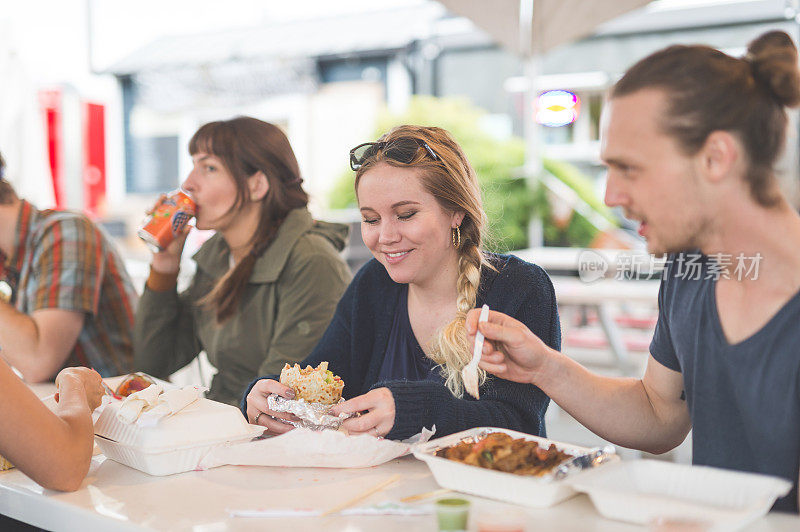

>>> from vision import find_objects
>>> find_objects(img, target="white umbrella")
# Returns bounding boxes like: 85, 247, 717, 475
435, 0, 652, 55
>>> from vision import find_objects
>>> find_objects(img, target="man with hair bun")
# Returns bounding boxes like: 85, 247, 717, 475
468, 30, 800, 512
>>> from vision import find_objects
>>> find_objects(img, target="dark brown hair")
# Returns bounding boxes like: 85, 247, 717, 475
0, 151, 18, 204
189, 117, 309, 322
612, 30, 800, 206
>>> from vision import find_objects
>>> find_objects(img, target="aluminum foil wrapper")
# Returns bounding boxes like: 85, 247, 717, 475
267, 394, 354, 431
549, 445, 617, 481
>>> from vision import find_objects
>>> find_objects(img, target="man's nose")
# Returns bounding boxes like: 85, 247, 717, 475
603, 172, 627, 208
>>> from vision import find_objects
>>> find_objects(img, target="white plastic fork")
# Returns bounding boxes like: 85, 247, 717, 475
462, 304, 490, 399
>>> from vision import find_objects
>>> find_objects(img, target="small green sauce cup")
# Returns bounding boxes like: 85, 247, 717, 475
436, 497, 470, 531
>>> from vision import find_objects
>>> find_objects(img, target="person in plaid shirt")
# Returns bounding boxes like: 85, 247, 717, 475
0, 152, 137, 381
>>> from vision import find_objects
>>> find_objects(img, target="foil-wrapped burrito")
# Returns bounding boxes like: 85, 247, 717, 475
267, 395, 354, 431
280, 361, 343, 404
271, 362, 352, 430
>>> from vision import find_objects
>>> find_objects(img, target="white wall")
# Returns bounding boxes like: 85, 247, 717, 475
0, 0, 121, 210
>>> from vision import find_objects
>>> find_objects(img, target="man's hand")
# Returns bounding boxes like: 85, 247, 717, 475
467, 308, 690, 453
330, 388, 395, 438
465, 308, 557, 386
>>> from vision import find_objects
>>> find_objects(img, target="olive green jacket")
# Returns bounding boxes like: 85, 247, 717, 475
134, 208, 351, 406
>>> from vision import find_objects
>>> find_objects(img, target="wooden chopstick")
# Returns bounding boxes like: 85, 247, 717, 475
400, 488, 451, 503
321, 474, 401, 516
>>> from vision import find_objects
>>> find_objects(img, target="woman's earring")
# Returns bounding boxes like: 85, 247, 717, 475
452, 226, 461, 248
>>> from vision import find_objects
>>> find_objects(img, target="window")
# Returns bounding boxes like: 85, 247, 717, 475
126, 136, 179, 194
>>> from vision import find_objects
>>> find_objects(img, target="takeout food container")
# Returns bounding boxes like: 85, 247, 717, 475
94, 397, 263, 476
569, 459, 792, 531
413, 427, 618, 508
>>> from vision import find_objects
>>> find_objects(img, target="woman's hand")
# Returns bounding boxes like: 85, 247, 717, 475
465, 308, 557, 386
330, 387, 395, 438
147, 194, 190, 275
245, 379, 300, 435
54, 367, 104, 410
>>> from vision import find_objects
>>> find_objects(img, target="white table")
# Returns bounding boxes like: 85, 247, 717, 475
5, 385, 796, 531
550, 277, 660, 375
2, 453, 798, 532
513, 247, 663, 376
513, 247, 662, 278
549, 277, 660, 307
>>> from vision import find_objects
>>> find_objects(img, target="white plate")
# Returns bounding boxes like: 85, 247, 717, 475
412, 427, 618, 508
569, 459, 792, 531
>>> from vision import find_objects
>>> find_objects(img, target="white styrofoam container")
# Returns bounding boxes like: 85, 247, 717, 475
95, 398, 255, 448
569, 459, 793, 531
95, 434, 260, 476
94, 398, 263, 476
412, 427, 618, 508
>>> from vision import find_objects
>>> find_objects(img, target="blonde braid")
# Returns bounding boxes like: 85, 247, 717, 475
429, 242, 487, 397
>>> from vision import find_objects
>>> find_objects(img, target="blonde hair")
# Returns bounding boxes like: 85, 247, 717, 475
354, 125, 492, 397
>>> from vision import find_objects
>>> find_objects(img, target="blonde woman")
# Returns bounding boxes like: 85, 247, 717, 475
243, 125, 559, 439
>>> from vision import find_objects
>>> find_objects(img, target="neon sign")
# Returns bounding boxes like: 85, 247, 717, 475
536, 90, 580, 127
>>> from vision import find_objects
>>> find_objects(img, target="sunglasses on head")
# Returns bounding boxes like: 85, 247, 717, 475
349, 137, 440, 171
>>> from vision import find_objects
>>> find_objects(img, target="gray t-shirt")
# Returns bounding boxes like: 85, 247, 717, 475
651, 253, 800, 513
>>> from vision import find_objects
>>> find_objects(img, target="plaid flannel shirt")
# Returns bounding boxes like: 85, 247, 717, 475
0, 200, 137, 378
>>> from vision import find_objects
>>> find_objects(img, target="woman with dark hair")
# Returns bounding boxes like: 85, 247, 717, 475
134, 117, 351, 406
244, 125, 558, 440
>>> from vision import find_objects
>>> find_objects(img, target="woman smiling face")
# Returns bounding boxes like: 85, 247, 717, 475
357, 162, 462, 287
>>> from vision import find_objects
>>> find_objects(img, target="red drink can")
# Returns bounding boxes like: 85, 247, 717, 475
137, 190, 196, 252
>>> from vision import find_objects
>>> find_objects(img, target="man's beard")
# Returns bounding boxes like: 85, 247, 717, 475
648, 215, 709, 256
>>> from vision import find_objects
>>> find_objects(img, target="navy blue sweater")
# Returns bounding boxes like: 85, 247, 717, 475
241, 254, 560, 440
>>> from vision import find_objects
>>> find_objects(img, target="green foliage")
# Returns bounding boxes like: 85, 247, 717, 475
328, 96, 613, 250
535, 159, 618, 247
543, 159, 616, 226
531, 183, 596, 247
329, 169, 359, 210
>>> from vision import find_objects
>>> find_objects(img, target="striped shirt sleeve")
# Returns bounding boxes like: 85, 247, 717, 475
28, 215, 104, 315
